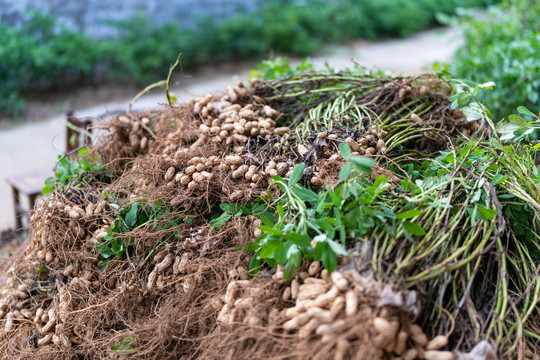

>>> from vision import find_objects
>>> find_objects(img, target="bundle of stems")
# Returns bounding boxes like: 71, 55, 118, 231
255, 71, 474, 159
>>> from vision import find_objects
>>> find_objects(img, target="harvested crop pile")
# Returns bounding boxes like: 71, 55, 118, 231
0, 68, 538, 360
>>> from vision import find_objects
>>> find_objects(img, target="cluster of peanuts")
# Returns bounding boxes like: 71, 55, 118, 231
145, 247, 199, 294
190, 82, 287, 148
0, 197, 115, 347
163, 152, 294, 192
156, 82, 302, 191
118, 115, 155, 153
274, 261, 454, 360
302, 129, 387, 186
0, 279, 71, 347
215, 277, 279, 328
28, 199, 112, 263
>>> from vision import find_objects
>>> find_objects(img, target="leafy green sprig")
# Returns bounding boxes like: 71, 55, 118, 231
246, 144, 394, 280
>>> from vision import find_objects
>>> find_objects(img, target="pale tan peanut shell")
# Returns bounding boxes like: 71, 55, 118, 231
311, 177, 324, 186
306, 307, 333, 323
274, 127, 290, 135
283, 312, 311, 330
410, 113, 423, 123
424, 350, 455, 360
345, 290, 358, 317
394, 330, 408, 355
53, 334, 61, 345
298, 318, 320, 339
345, 138, 360, 152
374, 332, 394, 349
224, 155, 243, 165
304, 277, 326, 285
282, 287, 291, 301
334, 339, 350, 360
14, 290, 28, 299
153, 249, 168, 263
34, 308, 44, 324
285, 306, 301, 319
224, 281, 238, 306
330, 271, 348, 291
196, 163, 206, 172
41, 309, 56, 334
295, 299, 314, 313
409, 324, 428, 346
329, 296, 345, 318
140, 136, 148, 150
297, 283, 327, 301
4, 312, 13, 332
313, 286, 339, 308
155, 253, 175, 273
164, 167, 176, 182
426, 335, 449, 350
321, 269, 330, 281
383, 336, 397, 353
20, 309, 32, 319
402, 348, 418, 360
147, 269, 158, 290
38, 333, 53, 346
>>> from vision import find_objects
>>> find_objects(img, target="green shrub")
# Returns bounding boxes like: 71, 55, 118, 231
1, 0, 497, 118
451, 0, 540, 119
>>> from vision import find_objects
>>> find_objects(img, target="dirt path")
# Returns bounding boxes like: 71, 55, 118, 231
0, 27, 463, 231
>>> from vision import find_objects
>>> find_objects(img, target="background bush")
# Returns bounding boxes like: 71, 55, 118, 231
451, 0, 540, 119
0, 0, 496, 118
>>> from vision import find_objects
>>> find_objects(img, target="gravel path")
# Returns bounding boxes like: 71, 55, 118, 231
0, 27, 463, 230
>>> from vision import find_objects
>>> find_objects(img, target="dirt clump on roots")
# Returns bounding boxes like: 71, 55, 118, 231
0, 73, 498, 359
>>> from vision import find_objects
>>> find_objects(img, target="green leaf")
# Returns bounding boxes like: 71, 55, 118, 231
78, 147, 91, 156
284, 258, 299, 281
293, 186, 318, 203
125, 203, 138, 227
258, 225, 283, 236
321, 247, 337, 273
284, 233, 311, 248
248, 254, 261, 275
288, 163, 305, 187
339, 142, 351, 160
491, 173, 505, 186
327, 239, 348, 256
508, 114, 527, 126
517, 106, 537, 118
396, 209, 422, 220
350, 157, 374, 174
219, 203, 237, 213
209, 214, 231, 227
403, 221, 426, 236
477, 205, 497, 221
339, 162, 352, 181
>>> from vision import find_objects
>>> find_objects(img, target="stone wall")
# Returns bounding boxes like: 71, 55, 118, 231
0, 0, 263, 37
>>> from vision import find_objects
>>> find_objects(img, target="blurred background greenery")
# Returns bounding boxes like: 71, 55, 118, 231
2, 0, 537, 122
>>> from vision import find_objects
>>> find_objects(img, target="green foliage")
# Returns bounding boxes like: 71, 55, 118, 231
497, 106, 540, 142
451, 0, 540, 119
42, 147, 105, 195
0, 12, 110, 117
210, 200, 275, 228
247, 148, 394, 280
111, 337, 137, 355
97, 201, 183, 269
1, 0, 496, 117
249, 57, 315, 80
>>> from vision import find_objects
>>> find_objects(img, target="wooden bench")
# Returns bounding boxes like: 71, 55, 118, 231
6, 170, 52, 230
